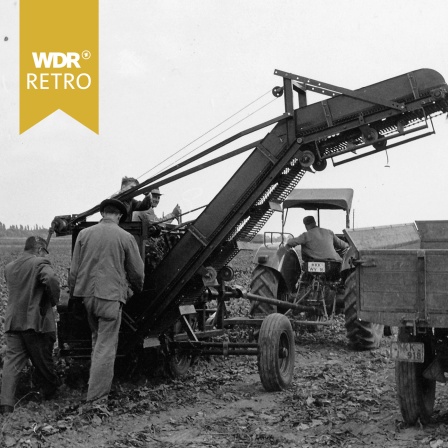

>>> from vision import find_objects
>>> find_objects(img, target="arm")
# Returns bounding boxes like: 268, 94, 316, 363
125, 237, 145, 293
332, 233, 349, 251
159, 205, 180, 224
132, 194, 152, 212
164, 204, 182, 224
37, 259, 61, 306
286, 232, 308, 248
69, 237, 81, 294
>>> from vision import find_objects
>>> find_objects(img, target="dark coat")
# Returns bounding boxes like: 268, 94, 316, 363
4, 253, 60, 333
122, 196, 152, 222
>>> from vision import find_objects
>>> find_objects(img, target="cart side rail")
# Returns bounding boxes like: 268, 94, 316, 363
357, 248, 448, 328
416, 220, 448, 249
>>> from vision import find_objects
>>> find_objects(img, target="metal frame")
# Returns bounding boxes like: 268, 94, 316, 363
53, 69, 448, 362
275, 69, 406, 110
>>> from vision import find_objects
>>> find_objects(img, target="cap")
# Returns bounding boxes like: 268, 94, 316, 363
303, 216, 316, 226
25, 236, 49, 254
99, 198, 127, 220
151, 187, 162, 196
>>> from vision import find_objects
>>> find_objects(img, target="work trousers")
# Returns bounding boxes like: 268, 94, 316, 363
0, 331, 59, 407
83, 297, 122, 402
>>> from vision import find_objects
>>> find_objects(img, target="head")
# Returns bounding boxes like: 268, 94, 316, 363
120, 176, 139, 193
151, 187, 162, 208
24, 236, 49, 256
99, 199, 127, 223
303, 215, 317, 230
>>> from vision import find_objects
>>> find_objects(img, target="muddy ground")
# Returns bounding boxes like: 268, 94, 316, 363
2, 246, 448, 447
2, 322, 448, 448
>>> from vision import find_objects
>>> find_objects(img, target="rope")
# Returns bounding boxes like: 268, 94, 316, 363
137, 89, 275, 180
154, 96, 279, 176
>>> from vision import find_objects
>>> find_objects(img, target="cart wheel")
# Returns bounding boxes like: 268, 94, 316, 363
258, 313, 295, 391
344, 271, 384, 350
396, 328, 435, 425
165, 320, 193, 378
167, 350, 192, 379
249, 265, 280, 315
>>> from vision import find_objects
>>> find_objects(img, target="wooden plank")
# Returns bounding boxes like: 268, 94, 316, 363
426, 251, 448, 315
358, 249, 448, 327
359, 250, 419, 313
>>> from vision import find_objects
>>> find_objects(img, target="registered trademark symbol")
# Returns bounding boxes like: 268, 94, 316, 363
82, 50, 91, 60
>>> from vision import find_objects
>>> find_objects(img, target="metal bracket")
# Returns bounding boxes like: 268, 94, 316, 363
321, 100, 333, 127
314, 141, 323, 161
256, 143, 277, 164
274, 69, 406, 111
417, 250, 427, 321
293, 83, 308, 108
122, 311, 137, 332
179, 304, 197, 316
182, 314, 199, 342
187, 225, 208, 246
408, 72, 420, 100
352, 258, 376, 267
282, 76, 296, 144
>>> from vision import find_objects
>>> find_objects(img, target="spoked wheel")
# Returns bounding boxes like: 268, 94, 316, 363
396, 327, 436, 425
258, 313, 295, 391
165, 320, 193, 379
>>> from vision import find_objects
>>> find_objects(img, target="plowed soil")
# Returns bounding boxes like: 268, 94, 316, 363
1, 241, 448, 448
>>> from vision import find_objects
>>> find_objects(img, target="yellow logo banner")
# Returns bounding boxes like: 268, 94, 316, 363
20, 0, 98, 134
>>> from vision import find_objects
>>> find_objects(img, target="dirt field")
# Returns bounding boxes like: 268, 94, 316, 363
1, 239, 448, 447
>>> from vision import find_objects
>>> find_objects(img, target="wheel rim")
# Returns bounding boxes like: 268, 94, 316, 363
172, 350, 190, 368
279, 332, 291, 374
421, 374, 435, 408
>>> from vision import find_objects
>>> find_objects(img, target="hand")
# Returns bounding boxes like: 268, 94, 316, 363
172, 204, 182, 218
126, 286, 134, 301
338, 246, 349, 257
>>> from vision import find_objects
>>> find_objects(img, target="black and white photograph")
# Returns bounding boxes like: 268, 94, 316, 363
1, 1, 448, 446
